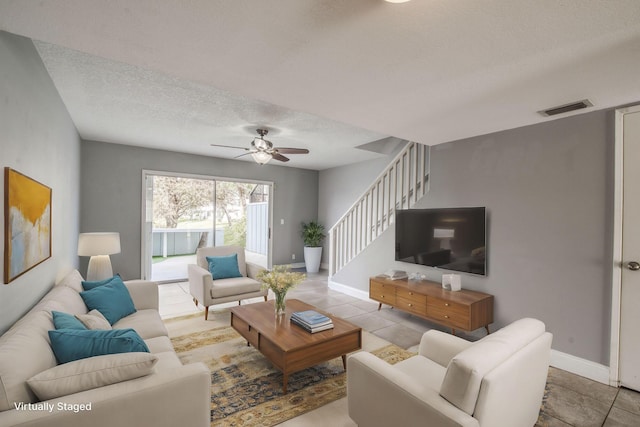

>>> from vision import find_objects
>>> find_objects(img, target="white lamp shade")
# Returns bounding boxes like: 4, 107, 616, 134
433, 228, 455, 239
78, 232, 121, 256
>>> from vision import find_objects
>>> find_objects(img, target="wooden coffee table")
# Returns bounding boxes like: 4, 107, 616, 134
230, 299, 362, 393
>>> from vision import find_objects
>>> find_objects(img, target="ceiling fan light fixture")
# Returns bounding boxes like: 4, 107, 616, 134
251, 151, 272, 165
210, 127, 307, 164
253, 137, 270, 151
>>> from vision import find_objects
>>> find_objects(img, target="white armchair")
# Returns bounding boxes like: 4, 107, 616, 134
347, 318, 552, 427
188, 246, 267, 320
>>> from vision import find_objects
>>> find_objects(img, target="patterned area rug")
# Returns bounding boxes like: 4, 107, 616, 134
171, 326, 414, 426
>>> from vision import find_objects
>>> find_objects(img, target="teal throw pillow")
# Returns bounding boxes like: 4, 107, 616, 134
206, 254, 242, 280
48, 328, 149, 364
80, 279, 136, 325
82, 274, 122, 291
52, 311, 87, 330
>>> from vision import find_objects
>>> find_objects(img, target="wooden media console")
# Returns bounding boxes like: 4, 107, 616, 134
369, 276, 494, 335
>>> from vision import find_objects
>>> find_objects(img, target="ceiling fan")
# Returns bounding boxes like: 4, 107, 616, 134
210, 129, 310, 165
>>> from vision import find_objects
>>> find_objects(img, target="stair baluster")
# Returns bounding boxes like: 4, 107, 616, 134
329, 142, 430, 277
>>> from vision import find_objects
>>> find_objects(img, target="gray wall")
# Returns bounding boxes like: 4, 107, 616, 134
326, 109, 614, 365
0, 31, 81, 333
319, 142, 408, 228
80, 140, 318, 280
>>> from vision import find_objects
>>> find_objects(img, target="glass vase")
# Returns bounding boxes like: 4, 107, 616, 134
274, 290, 287, 316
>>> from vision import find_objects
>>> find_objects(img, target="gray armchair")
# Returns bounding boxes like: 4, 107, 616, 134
188, 246, 267, 320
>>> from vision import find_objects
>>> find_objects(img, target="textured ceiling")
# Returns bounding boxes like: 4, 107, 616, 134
1, 0, 640, 170
32, 41, 390, 170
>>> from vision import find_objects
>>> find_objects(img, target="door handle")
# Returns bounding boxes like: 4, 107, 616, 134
627, 261, 640, 271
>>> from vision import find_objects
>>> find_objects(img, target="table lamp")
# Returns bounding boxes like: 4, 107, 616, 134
433, 228, 455, 250
78, 232, 121, 281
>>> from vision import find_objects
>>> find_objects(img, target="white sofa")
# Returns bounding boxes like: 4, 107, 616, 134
0, 270, 211, 427
347, 318, 552, 427
188, 246, 267, 320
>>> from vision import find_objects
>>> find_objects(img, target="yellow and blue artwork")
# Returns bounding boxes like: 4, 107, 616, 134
3, 168, 51, 284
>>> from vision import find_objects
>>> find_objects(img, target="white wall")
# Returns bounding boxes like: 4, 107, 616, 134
0, 31, 81, 333
323, 109, 614, 366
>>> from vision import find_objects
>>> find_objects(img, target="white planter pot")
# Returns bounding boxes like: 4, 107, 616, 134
303, 246, 323, 273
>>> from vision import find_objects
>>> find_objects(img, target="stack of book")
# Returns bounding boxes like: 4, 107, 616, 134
290, 310, 334, 333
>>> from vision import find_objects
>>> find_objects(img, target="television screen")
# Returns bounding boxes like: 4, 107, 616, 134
395, 207, 486, 275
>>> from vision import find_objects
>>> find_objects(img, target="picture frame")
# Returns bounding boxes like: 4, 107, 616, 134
3, 168, 52, 284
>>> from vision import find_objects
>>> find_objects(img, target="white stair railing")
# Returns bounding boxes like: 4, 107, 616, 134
328, 141, 430, 277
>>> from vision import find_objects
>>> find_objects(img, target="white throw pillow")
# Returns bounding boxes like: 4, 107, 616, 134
76, 309, 112, 330
27, 352, 158, 401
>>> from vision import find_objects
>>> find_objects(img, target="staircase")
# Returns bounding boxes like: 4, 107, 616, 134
328, 141, 430, 277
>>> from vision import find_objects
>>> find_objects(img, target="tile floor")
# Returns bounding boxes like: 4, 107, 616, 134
158, 271, 640, 427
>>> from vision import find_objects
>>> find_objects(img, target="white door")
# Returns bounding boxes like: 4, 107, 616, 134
619, 106, 640, 391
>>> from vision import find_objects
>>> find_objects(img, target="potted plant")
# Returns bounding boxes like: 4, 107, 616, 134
301, 221, 326, 273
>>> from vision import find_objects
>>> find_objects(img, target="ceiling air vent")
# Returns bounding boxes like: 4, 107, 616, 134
538, 99, 593, 117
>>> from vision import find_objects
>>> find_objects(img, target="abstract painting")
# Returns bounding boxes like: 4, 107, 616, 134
3, 168, 51, 284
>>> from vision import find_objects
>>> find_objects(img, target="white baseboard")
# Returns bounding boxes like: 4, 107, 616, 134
277, 262, 328, 270
328, 279, 370, 301
550, 349, 612, 386
329, 279, 613, 386
275, 262, 306, 269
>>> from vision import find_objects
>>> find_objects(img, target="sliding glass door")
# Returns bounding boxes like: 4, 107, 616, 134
142, 171, 271, 282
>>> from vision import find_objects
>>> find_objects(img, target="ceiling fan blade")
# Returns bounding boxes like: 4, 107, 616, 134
274, 147, 309, 154
234, 151, 257, 159
210, 143, 250, 151
272, 153, 290, 162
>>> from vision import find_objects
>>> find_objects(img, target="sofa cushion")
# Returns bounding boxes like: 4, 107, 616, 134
0, 311, 57, 412
23, 300, 64, 322
54, 269, 84, 293
27, 352, 158, 401
206, 254, 242, 280
52, 311, 86, 330
154, 351, 183, 371
76, 310, 112, 330
80, 279, 137, 325
81, 274, 122, 290
143, 337, 181, 370
440, 318, 545, 415
32, 286, 88, 316
112, 309, 168, 340
144, 336, 175, 354
123, 280, 160, 311
209, 277, 262, 298
49, 328, 150, 364
395, 356, 447, 392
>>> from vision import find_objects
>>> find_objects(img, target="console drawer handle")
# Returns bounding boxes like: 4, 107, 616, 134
408, 303, 413, 307
444, 315, 450, 319
445, 303, 450, 307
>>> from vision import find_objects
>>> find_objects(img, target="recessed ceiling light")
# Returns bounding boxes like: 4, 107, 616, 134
385, 0, 411, 3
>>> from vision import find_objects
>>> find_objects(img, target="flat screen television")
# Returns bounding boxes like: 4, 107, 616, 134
395, 207, 487, 275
